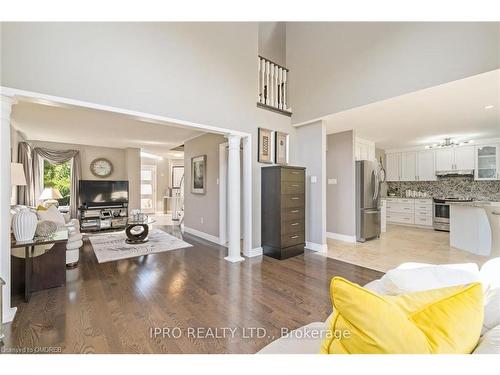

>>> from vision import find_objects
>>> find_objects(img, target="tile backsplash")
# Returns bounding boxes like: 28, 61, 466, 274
386, 177, 500, 201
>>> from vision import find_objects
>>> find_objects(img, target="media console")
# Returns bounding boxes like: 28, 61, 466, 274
79, 204, 128, 232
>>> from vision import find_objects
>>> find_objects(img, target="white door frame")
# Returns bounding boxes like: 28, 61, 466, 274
1, 86, 254, 324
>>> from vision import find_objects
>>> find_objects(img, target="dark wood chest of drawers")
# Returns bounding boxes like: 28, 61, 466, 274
261, 166, 306, 260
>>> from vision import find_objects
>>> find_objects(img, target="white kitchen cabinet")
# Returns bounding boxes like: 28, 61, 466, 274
384, 198, 433, 228
417, 150, 436, 181
435, 149, 454, 171
401, 152, 417, 181
475, 144, 499, 180
435, 147, 474, 171
386, 153, 401, 181
355, 138, 375, 161
454, 146, 475, 170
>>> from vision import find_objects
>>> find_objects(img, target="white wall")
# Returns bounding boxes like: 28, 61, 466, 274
258, 22, 286, 66
286, 22, 500, 124
0, 22, 300, 249
295, 121, 326, 249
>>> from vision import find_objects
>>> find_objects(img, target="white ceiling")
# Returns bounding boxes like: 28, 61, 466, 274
324, 69, 500, 150
11, 100, 206, 158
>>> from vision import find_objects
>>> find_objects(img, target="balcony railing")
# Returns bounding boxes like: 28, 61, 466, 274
257, 56, 291, 116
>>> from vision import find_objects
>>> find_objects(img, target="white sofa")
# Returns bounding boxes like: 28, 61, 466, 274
10, 205, 83, 267
258, 260, 500, 354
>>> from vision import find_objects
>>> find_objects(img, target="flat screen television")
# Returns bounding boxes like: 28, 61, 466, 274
79, 180, 129, 207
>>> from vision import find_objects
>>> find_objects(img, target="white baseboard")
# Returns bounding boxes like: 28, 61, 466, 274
244, 246, 263, 257
326, 232, 357, 243
305, 242, 328, 252
182, 226, 224, 246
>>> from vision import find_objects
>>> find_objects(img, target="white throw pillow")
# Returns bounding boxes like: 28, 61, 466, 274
484, 288, 500, 332
480, 258, 500, 291
37, 205, 65, 226
380, 265, 480, 295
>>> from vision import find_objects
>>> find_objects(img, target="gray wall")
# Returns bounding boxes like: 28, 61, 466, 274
29, 140, 128, 180
286, 22, 500, 124
296, 121, 326, 246
183, 133, 226, 237
326, 131, 356, 236
258, 22, 286, 66
0, 22, 301, 249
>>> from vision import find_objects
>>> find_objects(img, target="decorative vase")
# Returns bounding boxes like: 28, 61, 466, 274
12, 208, 37, 242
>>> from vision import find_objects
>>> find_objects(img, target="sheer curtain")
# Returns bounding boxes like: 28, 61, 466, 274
17, 142, 35, 206
32, 147, 82, 218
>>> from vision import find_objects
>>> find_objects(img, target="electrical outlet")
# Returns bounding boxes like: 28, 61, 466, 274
200, 217, 204, 224
328, 178, 337, 185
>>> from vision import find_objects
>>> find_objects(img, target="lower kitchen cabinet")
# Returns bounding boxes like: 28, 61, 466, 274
384, 198, 433, 228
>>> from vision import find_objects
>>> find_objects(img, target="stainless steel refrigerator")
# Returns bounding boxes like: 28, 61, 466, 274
355, 160, 381, 242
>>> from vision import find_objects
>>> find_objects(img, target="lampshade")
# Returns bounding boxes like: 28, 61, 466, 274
11, 163, 27, 186
39, 187, 63, 200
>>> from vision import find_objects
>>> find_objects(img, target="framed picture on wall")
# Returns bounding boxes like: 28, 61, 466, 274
172, 165, 184, 189
191, 155, 206, 194
275, 131, 289, 165
258, 127, 273, 164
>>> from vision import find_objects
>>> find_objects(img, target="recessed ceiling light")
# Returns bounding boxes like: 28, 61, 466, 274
484, 105, 494, 110
173, 153, 183, 158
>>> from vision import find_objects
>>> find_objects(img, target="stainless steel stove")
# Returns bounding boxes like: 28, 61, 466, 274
433, 197, 473, 231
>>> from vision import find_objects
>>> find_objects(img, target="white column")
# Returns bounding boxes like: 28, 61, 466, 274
1, 95, 17, 323
225, 134, 244, 263
242, 135, 253, 257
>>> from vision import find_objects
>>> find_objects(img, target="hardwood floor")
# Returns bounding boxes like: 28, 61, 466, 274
326, 224, 491, 273
3, 226, 382, 354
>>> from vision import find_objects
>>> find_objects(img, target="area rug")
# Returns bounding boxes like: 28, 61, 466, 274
88, 229, 192, 263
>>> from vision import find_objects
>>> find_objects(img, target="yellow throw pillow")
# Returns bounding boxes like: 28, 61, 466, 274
320, 277, 483, 354
36, 205, 48, 211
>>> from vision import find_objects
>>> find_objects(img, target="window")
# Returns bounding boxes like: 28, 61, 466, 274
43, 160, 71, 206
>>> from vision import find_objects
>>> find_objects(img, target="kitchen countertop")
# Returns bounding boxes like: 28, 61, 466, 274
447, 201, 500, 208
381, 196, 432, 200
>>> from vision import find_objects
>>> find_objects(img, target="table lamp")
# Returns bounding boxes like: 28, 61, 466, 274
39, 187, 63, 208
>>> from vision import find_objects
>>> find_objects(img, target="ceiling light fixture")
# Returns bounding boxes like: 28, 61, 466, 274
173, 153, 183, 158
425, 138, 473, 150
140, 151, 163, 160
484, 105, 495, 110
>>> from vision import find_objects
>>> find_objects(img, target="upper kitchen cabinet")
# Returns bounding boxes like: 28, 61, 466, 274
417, 150, 436, 181
435, 149, 454, 171
475, 144, 499, 180
355, 138, 375, 161
401, 152, 417, 181
435, 146, 474, 171
454, 146, 475, 170
386, 153, 401, 181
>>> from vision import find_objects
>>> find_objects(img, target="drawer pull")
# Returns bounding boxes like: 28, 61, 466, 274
291, 184, 299, 187
291, 171, 300, 175
291, 222, 300, 226
291, 210, 300, 213
291, 235, 300, 239
291, 197, 300, 200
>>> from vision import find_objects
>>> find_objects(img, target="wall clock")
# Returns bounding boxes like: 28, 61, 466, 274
90, 158, 113, 178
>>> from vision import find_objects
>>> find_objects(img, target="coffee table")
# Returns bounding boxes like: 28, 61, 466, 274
125, 216, 156, 244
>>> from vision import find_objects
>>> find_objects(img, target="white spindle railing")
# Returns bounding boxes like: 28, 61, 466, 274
257, 56, 291, 114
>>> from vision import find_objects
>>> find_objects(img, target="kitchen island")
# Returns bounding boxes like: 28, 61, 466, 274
450, 201, 500, 257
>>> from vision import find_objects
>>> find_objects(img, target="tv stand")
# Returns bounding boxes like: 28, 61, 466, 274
79, 205, 128, 232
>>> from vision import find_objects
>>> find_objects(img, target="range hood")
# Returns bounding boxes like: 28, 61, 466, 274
435, 169, 474, 177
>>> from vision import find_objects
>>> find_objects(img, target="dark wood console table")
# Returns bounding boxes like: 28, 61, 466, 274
11, 230, 68, 302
